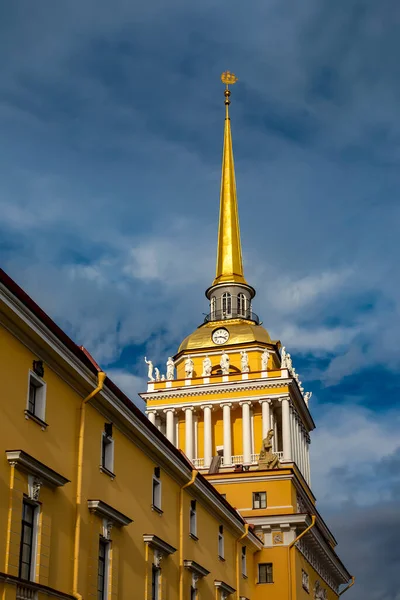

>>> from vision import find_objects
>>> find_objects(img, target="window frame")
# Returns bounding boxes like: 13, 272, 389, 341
237, 293, 247, 316
151, 564, 161, 600
101, 425, 115, 477
98, 537, 110, 600
252, 491, 267, 509
189, 499, 197, 539
218, 525, 225, 559
222, 292, 232, 316
241, 545, 247, 577
152, 468, 162, 512
258, 562, 273, 584
26, 370, 47, 425
19, 499, 39, 581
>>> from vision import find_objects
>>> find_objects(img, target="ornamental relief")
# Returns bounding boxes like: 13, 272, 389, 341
314, 580, 327, 600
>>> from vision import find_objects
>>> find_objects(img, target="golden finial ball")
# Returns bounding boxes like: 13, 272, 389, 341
221, 71, 238, 85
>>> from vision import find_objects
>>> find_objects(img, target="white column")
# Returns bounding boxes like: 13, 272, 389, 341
185, 407, 194, 461
306, 437, 311, 485
281, 397, 292, 461
164, 409, 175, 444
240, 401, 252, 465
260, 400, 271, 439
202, 405, 213, 468
147, 411, 156, 426
289, 406, 296, 464
221, 403, 232, 466
301, 428, 307, 481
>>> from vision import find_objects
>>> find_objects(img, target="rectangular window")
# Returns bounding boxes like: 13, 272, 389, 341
189, 500, 197, 537
258, 563, 273, 584
218, 525, 224, 559
26, 372, 46, 422
190, 584, 197, 600
98, 538, 110, 600
101, 424, 114, 475
19, 500, 37, 580
252, 491, 267, 509
241, 546, 247, 577
152, 468, 162, 511
151, 565, 160, 600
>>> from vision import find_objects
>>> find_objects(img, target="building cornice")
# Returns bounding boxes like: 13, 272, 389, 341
143, 534, 176, 555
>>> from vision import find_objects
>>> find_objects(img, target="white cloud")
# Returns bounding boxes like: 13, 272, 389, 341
107, 369, 146, 409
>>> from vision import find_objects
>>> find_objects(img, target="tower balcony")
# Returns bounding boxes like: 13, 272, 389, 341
204, 308, 260, 325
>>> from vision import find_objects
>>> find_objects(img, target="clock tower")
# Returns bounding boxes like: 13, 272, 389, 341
140, 73, 352, 599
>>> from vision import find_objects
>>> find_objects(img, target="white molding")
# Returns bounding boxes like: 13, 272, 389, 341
87, 499, 133, 527
6, 450, 69, 487
143, 534, 176, 555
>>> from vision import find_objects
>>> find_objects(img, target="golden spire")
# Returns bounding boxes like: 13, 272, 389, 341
212, 72, 247, 287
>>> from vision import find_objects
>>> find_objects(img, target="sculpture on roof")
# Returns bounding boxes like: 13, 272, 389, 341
281, 346, 287, 368
144, 357, 155, 382
258, 429, 280, 470
185, 355, 194, 378
166, 357, 175, 380
261, 349, 270, 371
240, 350, 249, 373
155, 367, 161, 382
202, 355, 212, 377
304, 391, 312, 406
220, 351, 230, 375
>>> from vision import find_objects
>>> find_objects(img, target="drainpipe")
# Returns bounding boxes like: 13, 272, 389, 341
72, 371, 107, 600
339, 576, 355, 596
288, 515, 316, 600
179, 470, 198, 600
236, 524, 249, 599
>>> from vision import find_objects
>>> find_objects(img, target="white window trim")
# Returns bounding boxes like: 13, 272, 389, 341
100, 432, 115, 476
218, 527, 225, 559
26, 370, 47, 424
30, 502, 40, 582
189, 500, 197, 537
152, 476, 162, 510
99, 537, 111, 600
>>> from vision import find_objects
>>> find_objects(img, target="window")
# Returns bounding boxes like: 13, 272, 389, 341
258, 563, 273, 584
237, 293, 246, 316
190, 574, 198, 600
211, 296, 216, 317
218, 525, 224, 559
152, 467, 162, 511
19, 500, 38, 580
189, 500, 197, 538
252, 491, 267, 509
241, 546, 247, 576
98, 538, 110, 600
151, 565, 160, 600
26, 371, 46, 423
222, 292, 232, 316
101, 423, 114, 475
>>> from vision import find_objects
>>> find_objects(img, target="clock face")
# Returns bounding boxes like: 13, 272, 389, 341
212, 328, 229, 345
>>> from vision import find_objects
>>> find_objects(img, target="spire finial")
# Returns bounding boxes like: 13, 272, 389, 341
221, 71, 238, 119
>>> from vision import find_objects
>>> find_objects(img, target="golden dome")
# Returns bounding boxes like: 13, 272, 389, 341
177, 320, 272, 354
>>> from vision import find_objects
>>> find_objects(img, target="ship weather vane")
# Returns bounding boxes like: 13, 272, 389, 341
221, 71, 238, 113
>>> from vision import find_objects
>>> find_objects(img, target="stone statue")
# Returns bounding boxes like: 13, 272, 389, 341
144, 357, 155, 382
281, 346, 287, 368
161, 374, 165, 381
304, 392, 312, 406
261, 349, 270, 371
220, 351, 230, 375
185, 355, 194, 378
258, 429, 280, 470
240, 350, 249, 373
202, 355, 212, 377
286, 353, 293, 372
166, 357, 175, 380
314, 580, 327, 600
155, 367, 161, 382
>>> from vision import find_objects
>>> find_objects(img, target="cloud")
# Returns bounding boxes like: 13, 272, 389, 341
107, 369, 146, 408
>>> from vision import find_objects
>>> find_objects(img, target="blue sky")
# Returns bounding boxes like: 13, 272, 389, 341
1, 2, 400, 597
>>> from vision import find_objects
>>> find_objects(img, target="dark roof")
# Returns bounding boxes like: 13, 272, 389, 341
0, 268, 259, 538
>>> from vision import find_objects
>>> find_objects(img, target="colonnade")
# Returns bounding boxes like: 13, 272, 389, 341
147, 396, 310, 484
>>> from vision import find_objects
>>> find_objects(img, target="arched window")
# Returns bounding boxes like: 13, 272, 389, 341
210, 296, 216, 317
237, 293, 246, 316
222, 292, 232, 316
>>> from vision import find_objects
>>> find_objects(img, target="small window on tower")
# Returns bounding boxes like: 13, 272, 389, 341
211, 296, 216, 317
222, 292, 232, 316
237, 293, 246, 316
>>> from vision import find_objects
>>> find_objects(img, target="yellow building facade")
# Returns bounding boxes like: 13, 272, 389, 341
0, 74, 353, 600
